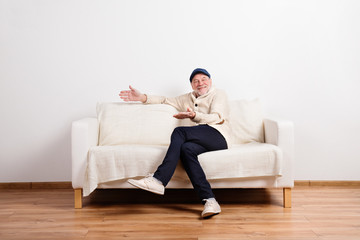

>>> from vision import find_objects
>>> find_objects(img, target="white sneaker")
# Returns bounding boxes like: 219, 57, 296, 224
127, 175, 165, 195
202, 198, 221, 218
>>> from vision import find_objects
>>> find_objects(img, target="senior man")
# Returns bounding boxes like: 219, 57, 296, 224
119, 68, 231, 218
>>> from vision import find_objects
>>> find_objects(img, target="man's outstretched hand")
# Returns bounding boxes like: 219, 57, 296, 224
119, 85, 147, 103
173, 108, 196, 119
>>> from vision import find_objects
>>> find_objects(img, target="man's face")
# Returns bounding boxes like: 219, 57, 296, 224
191, 73, 212, 97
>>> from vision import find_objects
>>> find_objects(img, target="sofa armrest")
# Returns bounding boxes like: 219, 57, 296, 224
71, 117, 99, 189
263, 118, 294, 187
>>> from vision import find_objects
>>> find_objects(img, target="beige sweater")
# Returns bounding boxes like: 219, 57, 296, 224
145, 87, 232, 147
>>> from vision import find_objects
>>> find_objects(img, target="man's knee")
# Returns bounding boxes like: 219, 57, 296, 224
180, 142, 193, 155
171, 126, 183, 136
181, 142, 204, 160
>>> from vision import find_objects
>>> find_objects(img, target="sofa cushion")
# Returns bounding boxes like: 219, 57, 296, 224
97, 103, 179, 146
83, 142, 282, 196
198, 142, 282, 179
229, 99, 264, 144
83, 144, 168, 196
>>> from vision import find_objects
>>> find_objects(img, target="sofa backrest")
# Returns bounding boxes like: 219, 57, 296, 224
97, 99, 264, 146
97, 103, 179, 146
229, 99, 264, 144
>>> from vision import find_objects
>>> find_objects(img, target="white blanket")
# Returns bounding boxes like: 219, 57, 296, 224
83, 142, 282, 196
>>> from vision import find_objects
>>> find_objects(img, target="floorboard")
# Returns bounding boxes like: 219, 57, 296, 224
0, 186, 359, 239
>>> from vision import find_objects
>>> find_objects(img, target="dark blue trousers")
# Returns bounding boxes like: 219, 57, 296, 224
153, 125, 228, 201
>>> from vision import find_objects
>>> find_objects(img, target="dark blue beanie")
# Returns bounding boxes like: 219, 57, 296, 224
189, 68, 211, 82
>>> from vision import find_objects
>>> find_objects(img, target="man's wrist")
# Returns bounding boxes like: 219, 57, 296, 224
141, 94, 147, 103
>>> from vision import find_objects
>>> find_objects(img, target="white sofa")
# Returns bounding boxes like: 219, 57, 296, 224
72, 100, 294, 209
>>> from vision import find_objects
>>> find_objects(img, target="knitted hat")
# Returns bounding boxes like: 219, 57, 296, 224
189, 68, 211, 82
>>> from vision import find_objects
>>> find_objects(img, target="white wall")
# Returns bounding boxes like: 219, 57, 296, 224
1, 0, 359, 182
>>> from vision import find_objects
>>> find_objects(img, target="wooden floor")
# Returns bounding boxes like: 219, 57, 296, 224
0, 186, 360, 240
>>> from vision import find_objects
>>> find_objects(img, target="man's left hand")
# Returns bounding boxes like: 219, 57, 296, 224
173, 108, 196, 119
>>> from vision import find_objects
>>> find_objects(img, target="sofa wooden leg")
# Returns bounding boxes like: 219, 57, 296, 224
283, 188, 292, 208
74, 189, 83, 209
